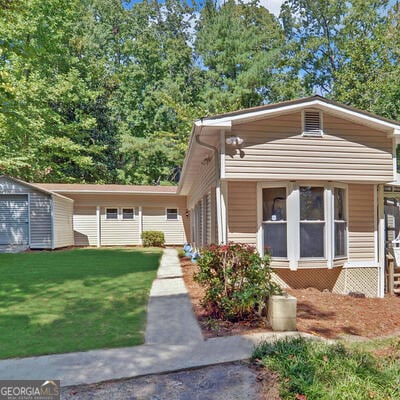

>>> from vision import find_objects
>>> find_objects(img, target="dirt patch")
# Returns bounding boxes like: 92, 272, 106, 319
181, 257, 400, 340
181, 257, 274, 338
61, 362, 278, 400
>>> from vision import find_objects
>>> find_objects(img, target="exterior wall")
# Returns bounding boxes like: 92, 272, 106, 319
348, 184, 376, 261
61, 193, 188, 246
143, 207, 186, 245
187, 157, 216, 209
52, 196, 74, 248
225, 111, 393, 182
101, 207, 140, 246
0, 176, 52, 249
186, 154, 218, 247
227, 181, 257, 244
30, 193, 52, 248
73, 206, 97, 246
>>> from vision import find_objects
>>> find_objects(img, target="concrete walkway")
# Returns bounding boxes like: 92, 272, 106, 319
0, 248, 312, 387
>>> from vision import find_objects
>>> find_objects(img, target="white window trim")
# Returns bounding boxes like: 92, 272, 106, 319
105, 207, 119, 220
105, 207, 136, 221
122, 207, 135, 220
302, 109, 324, 137
257, 181, 348, 271
165, 207, 179, 221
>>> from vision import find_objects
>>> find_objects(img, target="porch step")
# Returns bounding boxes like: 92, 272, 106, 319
394, 289, 400, 295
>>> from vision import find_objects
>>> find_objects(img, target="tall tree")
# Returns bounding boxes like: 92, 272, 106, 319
195, 0, 302, 114
0, 0, 118, 182
280, 0, 400, 120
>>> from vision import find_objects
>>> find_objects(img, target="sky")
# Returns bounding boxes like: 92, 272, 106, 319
126, 0, 286, 16
258, 0, 285, 16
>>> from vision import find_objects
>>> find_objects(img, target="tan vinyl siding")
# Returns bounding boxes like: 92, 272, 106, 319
101, 208, 140, 245
73, 206, 97, 246
52, 196, 74, 248
143, 207, 186, 245
225, 112, 393, 182
187, 158, 216, 209
227, 181, 257, 244
348, 184, 376, 261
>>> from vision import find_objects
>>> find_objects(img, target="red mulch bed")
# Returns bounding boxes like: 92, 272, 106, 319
181, 257, 274, 338
181, 257, 400, 339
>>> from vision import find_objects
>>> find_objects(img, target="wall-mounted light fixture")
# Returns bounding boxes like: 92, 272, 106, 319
225, 135, 244, 146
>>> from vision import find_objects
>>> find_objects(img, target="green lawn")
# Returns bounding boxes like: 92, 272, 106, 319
0, 247, 162, 359
253, 336, 400, 399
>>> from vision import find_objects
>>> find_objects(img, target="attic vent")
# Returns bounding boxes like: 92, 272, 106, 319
303, 111, 322, 136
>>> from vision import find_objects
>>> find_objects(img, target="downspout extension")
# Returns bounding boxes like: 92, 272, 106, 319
195, 133, 225, 244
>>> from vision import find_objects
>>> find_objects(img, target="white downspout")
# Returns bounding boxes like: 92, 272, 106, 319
195, 132, 226, 244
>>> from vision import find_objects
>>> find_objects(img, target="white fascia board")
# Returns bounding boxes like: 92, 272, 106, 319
197, 100, 400, 131
194, 119, 232, 128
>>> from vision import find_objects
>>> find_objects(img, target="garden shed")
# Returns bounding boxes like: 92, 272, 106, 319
0, 175, 74, 250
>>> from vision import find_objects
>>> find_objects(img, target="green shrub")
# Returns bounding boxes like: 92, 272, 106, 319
141, 231, 165, 247
194, 242, 281, 321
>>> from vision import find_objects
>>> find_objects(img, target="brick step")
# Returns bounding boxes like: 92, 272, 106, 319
394, 288, 400, 294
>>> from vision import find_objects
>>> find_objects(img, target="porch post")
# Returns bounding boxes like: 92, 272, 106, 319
138, 206, 143, 245
378, 184, 385, 298
96, 205, 101, 248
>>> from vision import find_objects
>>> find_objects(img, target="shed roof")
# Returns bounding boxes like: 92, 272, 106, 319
0, 175, 73, 202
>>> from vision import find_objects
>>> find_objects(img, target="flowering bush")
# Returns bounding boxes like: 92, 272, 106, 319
194, 242, 282, 321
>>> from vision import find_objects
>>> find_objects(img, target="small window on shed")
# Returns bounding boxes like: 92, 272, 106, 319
122, 208, 135, 220
303, 110, 323, 136
106, 208, 118, 220
166, 208, 178, 220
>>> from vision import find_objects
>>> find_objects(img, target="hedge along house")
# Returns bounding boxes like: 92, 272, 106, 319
35, 183, 189, 247
0, 175, 74, 250
178, 95, 400, 298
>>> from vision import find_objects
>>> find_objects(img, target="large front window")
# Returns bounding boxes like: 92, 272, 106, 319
262, 187, 287, 257
300, 186, 325, 258
261, 183, 347, 267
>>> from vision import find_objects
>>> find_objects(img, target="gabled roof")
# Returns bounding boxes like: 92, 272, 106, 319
36, 183, 178, 195
0, 175, 73, 201
196, 95, 400, 130
178, 95, 400, 195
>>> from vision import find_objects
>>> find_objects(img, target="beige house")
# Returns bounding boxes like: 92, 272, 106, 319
178, 95, 400, 298
1, 95, 399, 297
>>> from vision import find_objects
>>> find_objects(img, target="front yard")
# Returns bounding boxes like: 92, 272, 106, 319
0, 247, 162, 359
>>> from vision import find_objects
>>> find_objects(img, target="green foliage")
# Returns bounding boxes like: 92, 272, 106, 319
252, 337, 400, 400
195, 0, 299, 113
0, 248, 162, 358
141, 231, 165, 247
194, 243, 282, 321
1, 0, 400, 185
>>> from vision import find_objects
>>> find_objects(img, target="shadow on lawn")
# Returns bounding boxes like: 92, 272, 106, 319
0, 249, 161, 307
0, 283, 150, 359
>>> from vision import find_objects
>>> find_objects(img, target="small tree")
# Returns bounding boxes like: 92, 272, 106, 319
194, 243, 282, 321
